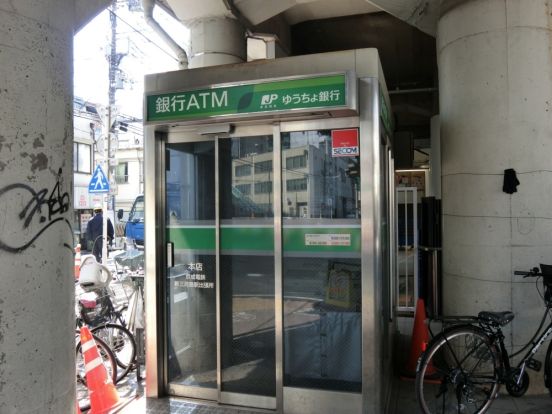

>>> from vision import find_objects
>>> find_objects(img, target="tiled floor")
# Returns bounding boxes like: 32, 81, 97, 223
118, 397, 270, 414
117, 366, 552, 413
118, 388, 552, 414
114, 317, 552, 413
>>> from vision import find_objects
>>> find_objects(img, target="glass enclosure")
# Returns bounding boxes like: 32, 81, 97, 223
159, 123, 390, 412
281, 129, 361, 392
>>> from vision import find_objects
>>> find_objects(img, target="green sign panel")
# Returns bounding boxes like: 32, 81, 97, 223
146, 74, 347, 123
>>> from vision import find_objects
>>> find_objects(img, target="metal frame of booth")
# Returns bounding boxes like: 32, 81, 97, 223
143, 48, 396, 414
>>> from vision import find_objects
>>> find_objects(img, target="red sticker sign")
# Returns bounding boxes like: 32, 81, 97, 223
331, 129, 359, 157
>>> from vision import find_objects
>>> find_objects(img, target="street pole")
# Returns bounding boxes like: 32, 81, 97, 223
102, 110, 110, 265
102, 0, 118, 265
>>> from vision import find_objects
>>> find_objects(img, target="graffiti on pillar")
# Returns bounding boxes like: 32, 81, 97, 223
0, 168, 73, 253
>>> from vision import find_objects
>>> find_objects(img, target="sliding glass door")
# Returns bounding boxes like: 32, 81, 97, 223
163, 121, 364, 412
165, 140, 217, 399
218, 134, 276, 408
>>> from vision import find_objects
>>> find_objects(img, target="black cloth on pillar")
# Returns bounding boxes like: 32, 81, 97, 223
503, 168, 520, 194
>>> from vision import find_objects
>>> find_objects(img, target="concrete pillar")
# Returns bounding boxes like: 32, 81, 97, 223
188, 17, 246, 68
438, 0, 552, 353
0, 1, 75, 412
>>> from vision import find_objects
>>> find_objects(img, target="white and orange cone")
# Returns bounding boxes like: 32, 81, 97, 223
80, 326, 120, 414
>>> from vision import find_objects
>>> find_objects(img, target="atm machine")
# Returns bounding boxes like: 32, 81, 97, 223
143, 48, 396, 414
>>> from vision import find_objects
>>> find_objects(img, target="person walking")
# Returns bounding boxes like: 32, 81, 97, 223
86, 204, 114, 263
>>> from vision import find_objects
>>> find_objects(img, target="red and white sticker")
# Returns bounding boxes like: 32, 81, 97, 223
331, 129, 359, 157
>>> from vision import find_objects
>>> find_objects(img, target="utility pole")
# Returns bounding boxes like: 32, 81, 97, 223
103, 0, 120, 265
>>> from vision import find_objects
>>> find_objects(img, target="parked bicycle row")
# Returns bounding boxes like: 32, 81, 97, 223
75, 250, 145, 412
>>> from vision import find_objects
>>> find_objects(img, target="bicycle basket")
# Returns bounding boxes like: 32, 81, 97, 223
79, 294, 111, 325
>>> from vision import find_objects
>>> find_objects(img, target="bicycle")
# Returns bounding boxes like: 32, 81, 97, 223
415, 264, 552, 414
76, 255, 137, 382
111, 249, 146, 379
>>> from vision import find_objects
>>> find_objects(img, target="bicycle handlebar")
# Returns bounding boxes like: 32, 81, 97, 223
514, 267, 543, 278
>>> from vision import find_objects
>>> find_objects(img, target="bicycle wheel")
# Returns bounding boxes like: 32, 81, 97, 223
76, 333, 118, 412
416, 325, 500, 414
91, 323, 136, 382
545, 341, 552, 396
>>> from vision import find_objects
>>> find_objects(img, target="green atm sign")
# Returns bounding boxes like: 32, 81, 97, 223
146, 73, 348, 123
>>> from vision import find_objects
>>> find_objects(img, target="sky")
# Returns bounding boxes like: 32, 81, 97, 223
74, 3, 189, 119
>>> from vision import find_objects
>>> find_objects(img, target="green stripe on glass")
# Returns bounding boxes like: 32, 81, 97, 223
167, 227, 216, 250
167, 226, 360, 252
220, 227, 274, 251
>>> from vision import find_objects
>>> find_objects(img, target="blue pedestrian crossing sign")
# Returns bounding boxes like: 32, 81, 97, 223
88, 165, 110, 193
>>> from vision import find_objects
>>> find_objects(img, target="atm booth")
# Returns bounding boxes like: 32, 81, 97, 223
143, 48, 396, 414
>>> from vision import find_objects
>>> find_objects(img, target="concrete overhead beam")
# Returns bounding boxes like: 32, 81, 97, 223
234, 0, 299, 25
367, 0, 440, 36
166, 0, 233, 23
74, 0, 111, 33
237, 0, 440, 36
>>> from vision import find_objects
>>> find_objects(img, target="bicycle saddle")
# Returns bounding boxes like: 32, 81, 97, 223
478, 311, 515, 326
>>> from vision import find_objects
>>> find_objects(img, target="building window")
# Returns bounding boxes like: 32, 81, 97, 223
73, 142, 92, 174
235, 184, 251, 195
286, 155, 307, 170
235, 164, 251, 177
286, 178, 307, 192
255, 181, 272, 194
115, 162, 128, 184
237, 139, 273, 156
255, 160, 272, 174
255, 203, 273, 215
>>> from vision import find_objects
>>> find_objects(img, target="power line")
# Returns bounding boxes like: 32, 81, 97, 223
74, 112, 100, 122
74, 127, 94, 135
108, 8, 180, 63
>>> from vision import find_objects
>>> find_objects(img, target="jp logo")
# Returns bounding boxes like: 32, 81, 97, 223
260, 94, 278, 106
0, 173, 73, 253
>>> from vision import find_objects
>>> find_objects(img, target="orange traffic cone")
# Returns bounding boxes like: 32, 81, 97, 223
74, 244, 82, 280
80, 326, 120, 414
401, 298, 435, 379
